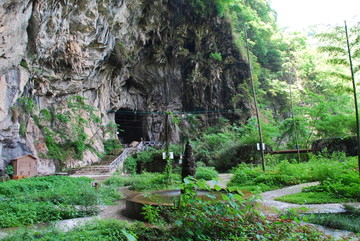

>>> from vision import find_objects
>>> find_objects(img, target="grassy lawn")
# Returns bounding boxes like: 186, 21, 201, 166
275, 192, 352, 204
0, 176, 120, 229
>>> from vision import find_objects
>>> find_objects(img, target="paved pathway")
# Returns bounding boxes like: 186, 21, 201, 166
259, 182, 347, 214
206, 173, 233, 188
258, 182, 359, 240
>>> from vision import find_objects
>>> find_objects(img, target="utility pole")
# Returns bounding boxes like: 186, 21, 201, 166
165, 111, 170, 159
344, 21, 360, 177
244, 26, 266, 171
289, 81, 301, 162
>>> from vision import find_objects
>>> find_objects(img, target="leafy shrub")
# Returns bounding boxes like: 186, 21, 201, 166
209, 52, 222, 61
103, 139, 122, 155
124, 148, 162, 174
195, 166, 218, 181
3, 219, 140, 241
303, 172, 360, 201
140, 178, 332, 240
127, 172, 180, 191
104, 173, 181, 191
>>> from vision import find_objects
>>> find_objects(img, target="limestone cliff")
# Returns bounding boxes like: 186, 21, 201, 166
0, 0, 251, 173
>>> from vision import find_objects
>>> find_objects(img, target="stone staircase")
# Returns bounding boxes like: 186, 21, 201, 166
71, 142, 146, 175
72, 165, 112, 175
70, 154, 117, 175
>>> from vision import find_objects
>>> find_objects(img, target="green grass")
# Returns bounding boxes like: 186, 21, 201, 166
304, 204, 360, 233
0, 176, 120, 229
103, 172, 181, 191
229, 154, 359, 201
2, 219, 137, 241
304, 213, 360, 234
275, 192, 352, 204
2, 184, 336, 241
194, 166, 219, 181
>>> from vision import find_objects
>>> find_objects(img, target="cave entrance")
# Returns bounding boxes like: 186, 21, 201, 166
115, 108, 146, 144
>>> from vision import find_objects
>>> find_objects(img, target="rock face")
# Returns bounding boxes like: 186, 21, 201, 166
0, 0, 251, 174
312, 137, 358, 157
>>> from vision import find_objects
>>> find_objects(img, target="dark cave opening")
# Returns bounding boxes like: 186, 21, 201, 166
115, 108, 146, 144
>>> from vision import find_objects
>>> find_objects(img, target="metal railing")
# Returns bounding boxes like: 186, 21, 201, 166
108, 142, 146, 173
143, 141, 163, 147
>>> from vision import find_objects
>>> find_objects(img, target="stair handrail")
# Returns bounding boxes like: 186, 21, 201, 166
108, 142, 145, 173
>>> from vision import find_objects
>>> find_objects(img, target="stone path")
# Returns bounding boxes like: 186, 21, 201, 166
206, 173, 233, 188
259, 182, 347, 214
258, 182, 359, 240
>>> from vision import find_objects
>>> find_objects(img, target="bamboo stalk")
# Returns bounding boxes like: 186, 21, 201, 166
344, 21, 360, 177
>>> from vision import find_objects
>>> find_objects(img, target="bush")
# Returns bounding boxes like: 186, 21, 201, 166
124, 148, 164, 174
103, 139, 122, 155
103, 173, 181, 191
195, 166, 218, 181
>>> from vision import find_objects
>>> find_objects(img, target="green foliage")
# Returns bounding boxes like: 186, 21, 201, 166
302, 172, 360, 201
19, 121, 26, 137
2, 178, 337, 240
5, 165, 13, 176
124, 145, 182, 174
15, 95, 103, 168
304, 208, 360, 234
124, 147, 160, 174
209, 52, 222, 61
18, 97, 36, 115
191, 0, 215, 16
139, 177, 332, 240
275, 192, 350, 204
20, 59, 28, 69
123, 155, 137, 174
316, 24, 359, 76
3, 219, 140, 241
103, 139, 122, 155
195, 166, 219, 181
39, 108, 52, 122
104, 172, 180, 191
192, 117, 280, 171
0, 176, 120, 229
229, 154, 358, 195
26, 96, 103, 168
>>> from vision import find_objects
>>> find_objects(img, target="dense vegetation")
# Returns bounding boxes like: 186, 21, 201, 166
3, 179, 336, 241
304, 205, 360, 234
0, 176, 120, 229
194, 0, 360, 152
229, 153, 360, 202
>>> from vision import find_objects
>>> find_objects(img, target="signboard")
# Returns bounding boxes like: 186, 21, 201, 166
162, 152, 174, 159
256, 143, 265, 151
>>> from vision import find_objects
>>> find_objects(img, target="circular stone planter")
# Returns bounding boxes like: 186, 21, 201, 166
125, 189, 252, 221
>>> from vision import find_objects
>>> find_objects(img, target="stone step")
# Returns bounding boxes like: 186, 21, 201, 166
73, 165, 111, 175
81, 165, 109, 169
